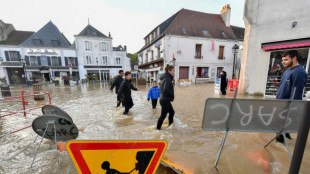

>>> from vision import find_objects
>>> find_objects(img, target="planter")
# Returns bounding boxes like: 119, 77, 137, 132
1, 86, 11, 97
53, 81, 60, 85
64, 80, 70, 85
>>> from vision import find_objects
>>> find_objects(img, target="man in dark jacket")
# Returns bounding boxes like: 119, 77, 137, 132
157, 64, 175, 130
117, 71, 138, 115
110, 70, 124, 107
275, 50, 307, 143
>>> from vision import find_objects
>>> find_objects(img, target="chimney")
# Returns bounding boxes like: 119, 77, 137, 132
108, 32, 111, 38
220, 4, 231, 27
124, 45, 127, 51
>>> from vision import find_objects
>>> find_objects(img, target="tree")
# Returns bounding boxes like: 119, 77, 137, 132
127, 53, 138, 63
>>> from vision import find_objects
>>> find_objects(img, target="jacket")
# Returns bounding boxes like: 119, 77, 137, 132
147, 86, 160, 100
110, 75, 124, 94
160, 72, 174, 101
117, 79, 137, 101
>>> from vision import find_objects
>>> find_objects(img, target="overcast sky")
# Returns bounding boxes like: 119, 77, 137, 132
0, 0, 245, 53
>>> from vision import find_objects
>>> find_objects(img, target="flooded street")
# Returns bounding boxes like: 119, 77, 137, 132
1, 83, 310, 174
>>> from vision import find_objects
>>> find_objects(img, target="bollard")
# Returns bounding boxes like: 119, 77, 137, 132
289, 101, 310, 174
32, 84, 44, 100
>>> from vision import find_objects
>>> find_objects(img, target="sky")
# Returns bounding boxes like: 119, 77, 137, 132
0, 0, 245, 53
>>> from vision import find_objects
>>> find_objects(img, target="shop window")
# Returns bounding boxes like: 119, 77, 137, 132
265, 48, 309, 96
196, 67, 209, 78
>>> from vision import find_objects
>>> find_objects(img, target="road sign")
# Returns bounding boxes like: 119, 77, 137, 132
66, 140, 167, 174
42, 104, 73, 122
202, 98, 307, 133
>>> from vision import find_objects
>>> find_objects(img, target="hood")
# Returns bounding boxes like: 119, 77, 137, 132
160, 72, 173, 80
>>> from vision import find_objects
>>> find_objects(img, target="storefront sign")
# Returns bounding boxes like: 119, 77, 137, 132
27, 49, 57, 55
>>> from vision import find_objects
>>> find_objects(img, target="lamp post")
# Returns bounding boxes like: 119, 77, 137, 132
232, 44, 239, 79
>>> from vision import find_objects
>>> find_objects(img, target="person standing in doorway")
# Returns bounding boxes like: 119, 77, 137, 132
117, 71, 138, 115
156, 64, 175, 130
276, 50, 307, 143
110, 70, 124, 108
220, 71, 228, 95
147, 81, 161, 109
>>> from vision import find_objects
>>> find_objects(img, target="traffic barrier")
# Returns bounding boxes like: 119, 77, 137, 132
227, 79, 239, 91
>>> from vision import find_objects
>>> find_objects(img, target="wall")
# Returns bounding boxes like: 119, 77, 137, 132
239, 0, 310, 95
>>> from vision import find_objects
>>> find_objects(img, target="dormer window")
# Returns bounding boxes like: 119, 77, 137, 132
182, 27, 186, 33
221, 32, 226, 37
202, 30, 209, 35
51, 40, 59, 46
33, 39, 41, 46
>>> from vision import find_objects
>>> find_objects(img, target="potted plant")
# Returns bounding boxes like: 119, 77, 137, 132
62, 76, 70, 85
73, 77, 79, 85
52, 79, 59, 85
0, 77, 11, 97
11, 74, 19, 86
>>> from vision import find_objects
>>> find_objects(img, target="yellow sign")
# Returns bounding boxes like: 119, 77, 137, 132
66, 140, 167, 174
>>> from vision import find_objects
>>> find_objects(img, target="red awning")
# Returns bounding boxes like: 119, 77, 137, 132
263, 41, 310, 51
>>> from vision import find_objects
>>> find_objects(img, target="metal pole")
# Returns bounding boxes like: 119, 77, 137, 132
21, 91, 26, 117
31, 124, 49, 168
283, 133, 292, 160
288, 101, 310, 174
232, 53, 236, 79
214, 131, 228, 168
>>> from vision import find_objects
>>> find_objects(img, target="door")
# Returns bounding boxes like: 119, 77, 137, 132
179, 66, 189, 79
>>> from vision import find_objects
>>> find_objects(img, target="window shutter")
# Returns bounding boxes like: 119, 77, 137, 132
47, 56, 51, 66
4, 51, 9, 61
25, 56, 30, 65
17, 52, 21, 61
65, 57, 68, 66
37, 56, 41, 65
58, 57, 62, 66
75, 57, 78, 66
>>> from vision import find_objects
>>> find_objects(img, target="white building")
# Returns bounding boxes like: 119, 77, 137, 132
74, 24, 130, 82
239, 0, 310, 96
137, 6, 244, 83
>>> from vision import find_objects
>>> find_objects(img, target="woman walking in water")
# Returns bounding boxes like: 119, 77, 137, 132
156, 64, 175, 130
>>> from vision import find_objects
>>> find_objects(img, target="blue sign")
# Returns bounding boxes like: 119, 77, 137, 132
215, 77, 220, 84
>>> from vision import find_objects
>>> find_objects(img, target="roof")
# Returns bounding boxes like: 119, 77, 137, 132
138, 8, 245, 53
0, 30, 34, 45
20, 21, 71, 48
76, 24, 108, 38
113, 45, 125, 51
231, 25, 245, 41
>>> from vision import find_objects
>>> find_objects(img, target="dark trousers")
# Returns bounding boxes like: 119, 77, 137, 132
151, 99, 158, 109
117, 98, 124, 107
157, 99, 175, 130
220, 87, 226, 95
124, 98, 134, 114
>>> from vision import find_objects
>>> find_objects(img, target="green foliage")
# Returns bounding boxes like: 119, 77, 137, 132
11, 74, 18, 85
85, 75, 90, 84
127, 53, 138, 63
0, 77, 7, 86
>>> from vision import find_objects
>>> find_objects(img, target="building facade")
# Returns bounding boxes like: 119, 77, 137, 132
137, 6, 244, 83
74, 24, 130, 82
239, 0, 310, 96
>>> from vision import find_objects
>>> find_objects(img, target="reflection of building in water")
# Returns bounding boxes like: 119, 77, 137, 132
239, 0, 310, 96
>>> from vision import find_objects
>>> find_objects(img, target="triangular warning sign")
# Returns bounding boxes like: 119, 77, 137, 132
66, 140, 167, 174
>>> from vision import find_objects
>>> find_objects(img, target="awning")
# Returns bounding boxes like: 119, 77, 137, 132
262, 38, 310, 51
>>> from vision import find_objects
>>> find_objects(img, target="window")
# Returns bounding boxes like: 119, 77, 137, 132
85, 55, 92, 64
51, 40, 59, 46
51, 56, 59, 66
100, 42, 108, 51
9, 51, 19, 61
145, 53, 148, 63
202, 30, 209, 35
182, 27, 186, 33
196, 67, 209, 78
115, 57, 121, 65
195, 44, 202, 58
101, 56, 108, 65
68, 57, 76, 66
219, 46, 225, 59
155, 30, 158, 38
85, 41, 92, 50
217, 67, 224, 77
40, 56, 48, 66
157, 47, 160, 59
151, 50, 154, 61
30, 56, 38, 66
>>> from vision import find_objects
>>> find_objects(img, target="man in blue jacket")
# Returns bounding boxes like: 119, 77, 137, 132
147, 81, 161, 109
276, 50, 307, 143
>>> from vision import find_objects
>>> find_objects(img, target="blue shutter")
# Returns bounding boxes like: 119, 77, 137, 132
17, 52, 21, 61
58, 57, 62, 66
75, 57, 78, 66
37, 56, 41, 65
25, 56, 30, 65
4, 51, 9, 61
47, 56, 51, 66
65, 57, 68, 66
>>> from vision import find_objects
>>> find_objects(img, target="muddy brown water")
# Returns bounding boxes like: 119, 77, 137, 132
0, 83, 310, 174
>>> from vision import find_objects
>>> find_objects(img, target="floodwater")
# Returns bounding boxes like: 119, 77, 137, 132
0, 83, 310, 174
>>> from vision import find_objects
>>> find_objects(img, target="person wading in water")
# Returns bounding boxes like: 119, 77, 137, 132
156, 64, 175, 130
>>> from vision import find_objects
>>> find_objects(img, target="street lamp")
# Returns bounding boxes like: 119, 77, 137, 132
232, 44, 239, 79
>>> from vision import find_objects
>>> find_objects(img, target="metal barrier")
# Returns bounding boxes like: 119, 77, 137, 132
0, 90, 52, 138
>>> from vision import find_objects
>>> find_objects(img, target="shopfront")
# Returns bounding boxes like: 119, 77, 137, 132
263, 42, 310, 96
